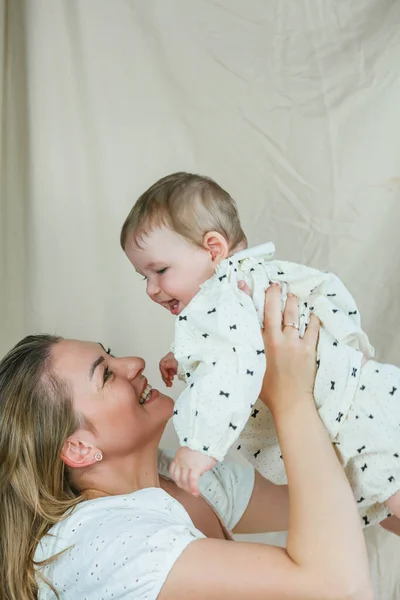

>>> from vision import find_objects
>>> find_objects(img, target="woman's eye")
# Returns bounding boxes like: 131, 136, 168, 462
142, 275, 148, 281
103, 366, 113, 384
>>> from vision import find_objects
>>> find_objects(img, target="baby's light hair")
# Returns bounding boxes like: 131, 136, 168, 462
120, 172, 247, 252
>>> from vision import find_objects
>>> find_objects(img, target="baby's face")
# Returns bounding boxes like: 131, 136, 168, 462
125, 226, 217, 315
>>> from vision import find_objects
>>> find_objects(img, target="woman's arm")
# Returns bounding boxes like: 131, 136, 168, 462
158, 286, 372, 600
233, 471, 289, 534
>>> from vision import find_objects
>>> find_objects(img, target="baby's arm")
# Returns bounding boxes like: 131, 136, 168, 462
170, 447, 217, 496
172, 282, 265, 493
160, 351, 178, 387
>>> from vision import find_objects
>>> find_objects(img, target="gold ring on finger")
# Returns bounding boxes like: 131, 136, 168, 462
283, 322, 299, 330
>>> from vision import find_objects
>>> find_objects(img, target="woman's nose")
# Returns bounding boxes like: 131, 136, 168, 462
122, 357, 145, 381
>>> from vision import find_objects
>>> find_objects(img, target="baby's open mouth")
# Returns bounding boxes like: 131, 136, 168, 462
168, 299, 180, 315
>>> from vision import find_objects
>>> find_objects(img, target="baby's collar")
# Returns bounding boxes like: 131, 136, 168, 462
230, 241, 275, 262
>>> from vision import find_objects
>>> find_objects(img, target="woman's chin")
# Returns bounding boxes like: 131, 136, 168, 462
162, 395, 175, 419
146, 391, 174, 422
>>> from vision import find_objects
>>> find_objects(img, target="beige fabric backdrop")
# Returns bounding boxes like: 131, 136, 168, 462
1, 0, 400, 597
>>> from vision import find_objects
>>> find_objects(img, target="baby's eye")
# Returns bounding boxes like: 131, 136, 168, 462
142, 275, 148, 281
103, 366, 113, 384
157, 268, 167, 275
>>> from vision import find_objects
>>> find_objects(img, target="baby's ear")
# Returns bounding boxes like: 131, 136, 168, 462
203, 231, 229, 263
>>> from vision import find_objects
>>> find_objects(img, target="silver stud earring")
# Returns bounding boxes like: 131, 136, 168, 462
94, 451, 103, 462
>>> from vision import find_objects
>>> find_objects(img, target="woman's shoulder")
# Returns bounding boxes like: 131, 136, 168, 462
36, 487, 201, 599
36, 488, 181, 554
35, 456, 254, 599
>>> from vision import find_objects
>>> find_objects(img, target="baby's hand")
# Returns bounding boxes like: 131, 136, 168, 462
169, 447, 217, 497
159, 351, 178, 387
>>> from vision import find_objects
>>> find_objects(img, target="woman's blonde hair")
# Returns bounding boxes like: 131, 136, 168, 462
120, 172, 247, 252
0, 334, 84, 600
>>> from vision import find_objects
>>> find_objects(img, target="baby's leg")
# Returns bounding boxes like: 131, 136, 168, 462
332, 359, 400, 528
381, 490, 400, 535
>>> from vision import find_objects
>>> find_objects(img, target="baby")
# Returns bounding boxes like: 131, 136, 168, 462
121, 171, 400, 531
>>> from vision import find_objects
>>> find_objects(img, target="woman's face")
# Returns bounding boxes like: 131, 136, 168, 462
51, 339, 174, 460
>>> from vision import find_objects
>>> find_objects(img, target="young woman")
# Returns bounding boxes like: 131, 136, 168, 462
0, 287, 372, 599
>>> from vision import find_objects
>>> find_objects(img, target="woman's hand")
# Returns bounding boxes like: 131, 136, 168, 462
259, 284, 319, 417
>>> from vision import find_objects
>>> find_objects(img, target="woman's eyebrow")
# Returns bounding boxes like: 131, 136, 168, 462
89, 356, 105, 380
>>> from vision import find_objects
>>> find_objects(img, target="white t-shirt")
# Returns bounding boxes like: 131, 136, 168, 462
35, 450, 255, 599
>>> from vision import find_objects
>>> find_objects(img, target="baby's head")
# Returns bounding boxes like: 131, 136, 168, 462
121, 172, 247, 315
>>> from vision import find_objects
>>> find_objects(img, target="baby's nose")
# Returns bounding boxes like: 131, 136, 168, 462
146, 280, 160, 298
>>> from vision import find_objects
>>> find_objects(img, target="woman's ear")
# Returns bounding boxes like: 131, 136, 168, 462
203, 231, 229, 263
61, 437, 102, 469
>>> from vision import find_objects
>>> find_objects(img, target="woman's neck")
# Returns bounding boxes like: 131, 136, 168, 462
75, 446, 161, 498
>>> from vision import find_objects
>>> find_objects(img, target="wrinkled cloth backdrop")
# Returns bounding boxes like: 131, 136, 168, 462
1, 1, 399, 597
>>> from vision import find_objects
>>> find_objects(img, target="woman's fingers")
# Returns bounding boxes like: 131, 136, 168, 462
263, 284, 283, 339
303, 313, 320, 348
282, 293, 300, 337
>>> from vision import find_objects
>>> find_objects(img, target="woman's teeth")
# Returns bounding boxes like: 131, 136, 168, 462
139, 384, 152, 405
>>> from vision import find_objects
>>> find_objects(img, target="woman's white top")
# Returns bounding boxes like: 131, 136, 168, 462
35, 450, 255, 599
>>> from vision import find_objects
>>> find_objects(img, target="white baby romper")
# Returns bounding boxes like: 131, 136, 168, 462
173, 242, 400, 525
